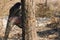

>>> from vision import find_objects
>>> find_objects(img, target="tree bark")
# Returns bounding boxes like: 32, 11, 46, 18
21, 0, 38, 40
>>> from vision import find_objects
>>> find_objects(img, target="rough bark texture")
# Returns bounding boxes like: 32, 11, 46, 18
23, 0, 38, 40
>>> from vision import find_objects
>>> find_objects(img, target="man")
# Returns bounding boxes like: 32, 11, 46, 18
4, 2, 22, 40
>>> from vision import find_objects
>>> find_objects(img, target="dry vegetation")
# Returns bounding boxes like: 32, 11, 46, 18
0, 0, 60, 40
35, 0, 60, 40
35, 0, 60, 18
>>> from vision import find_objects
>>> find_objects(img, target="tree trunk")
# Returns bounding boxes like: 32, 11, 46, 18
21, 0, 38, 40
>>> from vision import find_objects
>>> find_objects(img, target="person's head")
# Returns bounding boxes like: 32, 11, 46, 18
9, 2, 21, 17
13, 2, 21, 9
